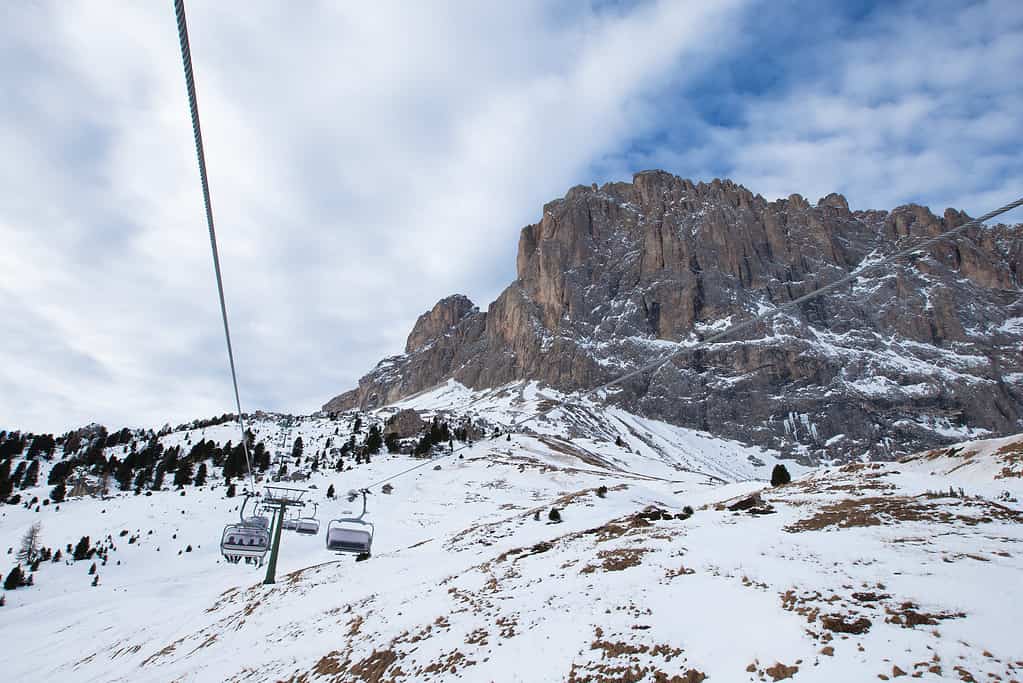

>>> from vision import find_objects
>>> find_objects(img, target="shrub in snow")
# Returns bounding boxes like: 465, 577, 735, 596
771, 464, 791, 487
326, 484, 335, 499
596, 485, 608, 498
88, 562, 96, 575
91, 575, 99, 587
533, 510, 540, 521
548, 508, 562, 523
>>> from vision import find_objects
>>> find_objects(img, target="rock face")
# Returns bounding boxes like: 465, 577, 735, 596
383, 409, 426, 439
324, 171, 1023, 461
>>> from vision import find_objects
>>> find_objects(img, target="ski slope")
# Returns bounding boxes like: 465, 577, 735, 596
1, 394, 1021, 682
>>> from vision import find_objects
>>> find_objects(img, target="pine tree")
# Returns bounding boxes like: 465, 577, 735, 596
16, 522, 41, 565
384, 432, 400, 454
73, 536, 91, 561
49, 482, 66, 503
326, 484, 335, 499
133, 467, 151, 491
151, 466, 166, 491
226, 483, 236, 498
352, 416, 363, 433
292, 437, 304, 460
11, 462, 27, 489
173, 460, 193, 488
160, 446, 179, 473
770, 464, 791, 487
88, 562, 97, 575
47, 460, 70, 486
3, 565, 24, 590
365, 425, 383, 454
193, 462, 207, 487
0, 458, 11, 500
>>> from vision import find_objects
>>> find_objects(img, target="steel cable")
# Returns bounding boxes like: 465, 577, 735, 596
173, 0, 255, 490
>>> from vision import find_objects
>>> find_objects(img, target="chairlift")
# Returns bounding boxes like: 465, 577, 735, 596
220, 494, 271, 566
281, 509, 300, 531
325, 489, 373, 559
296, 502, 320, 535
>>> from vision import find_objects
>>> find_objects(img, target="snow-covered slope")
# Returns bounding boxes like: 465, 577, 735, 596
1, 399, 1021, 681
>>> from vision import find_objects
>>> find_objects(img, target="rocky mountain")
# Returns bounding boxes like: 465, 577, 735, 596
324, 171, 1023, 461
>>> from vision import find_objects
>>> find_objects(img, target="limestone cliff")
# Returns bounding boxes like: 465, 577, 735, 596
324, 171, 1023, 460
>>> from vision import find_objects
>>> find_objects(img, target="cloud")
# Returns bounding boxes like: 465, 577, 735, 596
609, 0, 1023, 217
0, 0, 750, 432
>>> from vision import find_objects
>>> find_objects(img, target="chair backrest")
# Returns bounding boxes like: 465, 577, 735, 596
326, 525, 371, 553
222, 524, 270, 554
296, 519, 320, 535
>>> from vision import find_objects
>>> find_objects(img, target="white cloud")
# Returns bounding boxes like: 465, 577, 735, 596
0, 0, 749, 432
633, 0, 1023, 216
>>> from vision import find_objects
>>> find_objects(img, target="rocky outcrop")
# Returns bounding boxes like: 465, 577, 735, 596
405, 295, 477, 353
324, 171, 1023, 461
383, 409, 426, 439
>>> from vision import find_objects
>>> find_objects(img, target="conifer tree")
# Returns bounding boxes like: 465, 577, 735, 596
771, 464, 791, 487
16, 523, 41, 565
365, 425, 383, 454
173, 460, 194, 488
0, 458, 11, 500
326, 484, 335, 499
3, 565, 24, 590
49, 482, 66, 503
20, 458, 39, 488
11, 462, 26, 489
73, 536, 91, 561
133, 467, 151, 491
151, 466, 166, 491
193, 462, 207, 487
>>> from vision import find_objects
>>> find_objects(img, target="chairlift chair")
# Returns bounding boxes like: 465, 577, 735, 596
221, 494, 271, 566
325, 489, 373, 558
296, 502, 320, 535
282, 510, 300, 531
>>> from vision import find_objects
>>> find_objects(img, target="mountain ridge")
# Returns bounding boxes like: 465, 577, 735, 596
325, 171, 1023, 462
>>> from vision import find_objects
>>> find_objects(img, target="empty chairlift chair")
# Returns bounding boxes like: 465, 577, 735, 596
282, 511, 300, 531
221, 494, 271, 566
296, 503, 320, 535
326, 489, 373, 559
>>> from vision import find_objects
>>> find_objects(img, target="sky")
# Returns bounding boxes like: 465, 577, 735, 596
1, 0, 1022, 434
